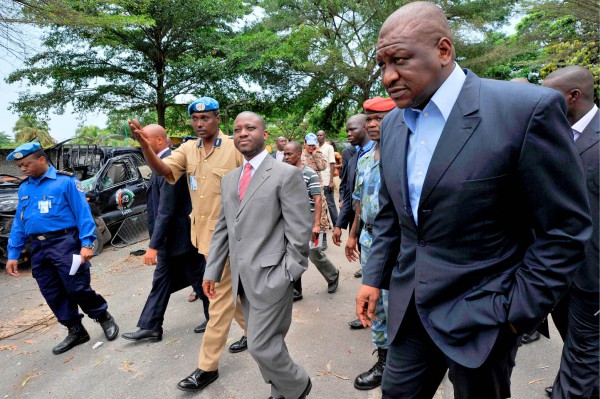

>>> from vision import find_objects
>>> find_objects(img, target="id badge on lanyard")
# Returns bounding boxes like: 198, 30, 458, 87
190, 175, 198, 191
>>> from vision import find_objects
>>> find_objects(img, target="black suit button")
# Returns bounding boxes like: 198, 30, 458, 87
418, 240, 426, 247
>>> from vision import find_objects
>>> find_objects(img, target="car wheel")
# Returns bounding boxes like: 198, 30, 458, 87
92, 227, 104, 255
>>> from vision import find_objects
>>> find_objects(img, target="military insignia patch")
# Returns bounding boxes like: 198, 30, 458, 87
75, 180, 85, 192
196, 103, 206, 111
13, 152, 23, 159
115, 188, 135, 215
214, 138, 222, 148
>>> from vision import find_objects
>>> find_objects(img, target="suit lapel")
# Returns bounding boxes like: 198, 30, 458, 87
237, 155, 272, 217
419, 71, 481, 209
575, 110, 599, 155
394, 116, 411, 214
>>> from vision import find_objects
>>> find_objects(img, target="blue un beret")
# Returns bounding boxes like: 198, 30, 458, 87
7, 142, 42, 160
188, 97, 219, 115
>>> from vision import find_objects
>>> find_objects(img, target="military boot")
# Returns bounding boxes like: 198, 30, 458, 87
52, 324, 90, 355
354, 347, 387, 390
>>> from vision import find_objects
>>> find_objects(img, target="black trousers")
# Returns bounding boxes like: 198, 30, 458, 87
382, 300, 520, 399
551, 286, 599, 399
137, 250, 209, 330
323, 186, 338, 226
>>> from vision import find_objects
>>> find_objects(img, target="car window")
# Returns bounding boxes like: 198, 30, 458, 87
99, 161, 130, 190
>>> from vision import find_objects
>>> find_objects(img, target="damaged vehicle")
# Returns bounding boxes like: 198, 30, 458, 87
0, 146, 151, 267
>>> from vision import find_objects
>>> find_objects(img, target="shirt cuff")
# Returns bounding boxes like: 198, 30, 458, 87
81, 238, 95, 247
7, 249, 22, 260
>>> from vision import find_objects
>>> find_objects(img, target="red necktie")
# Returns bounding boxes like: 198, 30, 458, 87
238, 163, 252, 201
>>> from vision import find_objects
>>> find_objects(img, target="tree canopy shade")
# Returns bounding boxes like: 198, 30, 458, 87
228, 0, 517, 133
7, 0, 252, 127
12, 114, 55, 146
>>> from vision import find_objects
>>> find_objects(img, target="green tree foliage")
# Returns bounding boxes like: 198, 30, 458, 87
470, 0, 598, 95
12, 114, 56, 146
7, 0, 252, 128
230, 0, 517, 133
0, 132, 15, 148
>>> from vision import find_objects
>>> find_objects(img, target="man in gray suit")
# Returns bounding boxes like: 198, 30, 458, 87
356, 3, 592, 398
203, 111, 312, 399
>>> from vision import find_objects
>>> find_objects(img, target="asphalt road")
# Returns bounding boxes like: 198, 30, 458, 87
0, 231, 563, 399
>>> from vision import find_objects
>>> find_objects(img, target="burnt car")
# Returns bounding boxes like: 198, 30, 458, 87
0, 149, 151, 267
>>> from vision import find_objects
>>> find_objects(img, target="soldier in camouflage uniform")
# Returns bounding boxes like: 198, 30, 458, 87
345, 97, 396, 391
302, 133, 330, 234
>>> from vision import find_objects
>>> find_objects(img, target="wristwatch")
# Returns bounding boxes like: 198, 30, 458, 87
82, 245, 94, 250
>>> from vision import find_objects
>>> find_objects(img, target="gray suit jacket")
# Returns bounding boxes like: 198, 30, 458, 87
204, 154, 311, 309
362, 69, 592, 368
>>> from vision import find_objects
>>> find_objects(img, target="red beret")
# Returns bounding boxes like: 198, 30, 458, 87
363, 96, 396, 113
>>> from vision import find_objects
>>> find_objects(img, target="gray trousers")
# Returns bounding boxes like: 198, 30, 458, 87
240, 283, 309, 399
309, 247, 338, 283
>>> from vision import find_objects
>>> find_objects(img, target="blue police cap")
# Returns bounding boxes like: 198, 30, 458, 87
7, 142, 42, 160
304, 133, 318, 146
188, 97, 219, 115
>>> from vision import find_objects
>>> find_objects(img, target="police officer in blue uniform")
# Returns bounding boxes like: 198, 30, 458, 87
5, 142, 119, 355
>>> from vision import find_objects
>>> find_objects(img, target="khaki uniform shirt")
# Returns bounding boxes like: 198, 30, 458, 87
163, 131, 243, 255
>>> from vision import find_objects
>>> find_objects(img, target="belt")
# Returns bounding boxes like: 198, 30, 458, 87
30, 228, 74, 241
364, 224, 374, 234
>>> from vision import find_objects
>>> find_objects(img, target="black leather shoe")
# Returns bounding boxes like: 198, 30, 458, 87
354, 348, 387, 390
545, 386, 552, 397
194, 320, 208, 334
121, 328, 162, 342
327, 270, 340, 293
354, 269, 362, 278
95, 311, 119, 341
52, 324, 90, 355
293, 289, 303, 302
177, 368, 218, 392
521, 331, 540, 344
229, 335, 248, 353
348, 318, 366, 329
299, 378, 312, 399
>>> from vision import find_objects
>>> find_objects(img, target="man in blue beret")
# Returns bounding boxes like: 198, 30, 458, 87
6, 143, 119, 355
129, 96, 248, 393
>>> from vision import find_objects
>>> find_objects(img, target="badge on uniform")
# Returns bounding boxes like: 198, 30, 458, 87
38, 200, 50, 214
190, 175, 198, 191
75, 179, 85, 192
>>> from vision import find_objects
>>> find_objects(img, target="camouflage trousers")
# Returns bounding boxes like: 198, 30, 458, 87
360, 230, 389, 349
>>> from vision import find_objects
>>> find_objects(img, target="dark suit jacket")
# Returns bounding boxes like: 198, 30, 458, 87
336, 145, 359, 229
147, 149, 195, 257
573, 109, 599, 292
363, 70, 592, 368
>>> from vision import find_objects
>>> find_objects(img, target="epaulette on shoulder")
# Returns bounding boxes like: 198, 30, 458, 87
57, 170, 75, 177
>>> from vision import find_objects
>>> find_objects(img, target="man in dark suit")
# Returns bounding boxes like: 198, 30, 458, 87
122, 124, 209, 342
355, 3, 593, 399
333, 115, 372, 285
542, 66, 599, 399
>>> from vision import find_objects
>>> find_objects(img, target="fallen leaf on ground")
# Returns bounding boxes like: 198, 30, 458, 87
63, 355, 74, 364
331, 372, 351, 380
22, 374, 33, 387
23, 340, 35, 344
165, 338, 180, 344
528, 378, 545, 384
123, 361, 133, 372
93, 357, 104, 367
0, 345, 17, 351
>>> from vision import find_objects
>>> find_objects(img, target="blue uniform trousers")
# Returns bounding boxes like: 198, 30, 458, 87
30, 229, 107, 326
137, 250, 209, 330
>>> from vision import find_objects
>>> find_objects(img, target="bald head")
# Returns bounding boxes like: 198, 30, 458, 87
144, 124, 167, 139
346, 114, 368, 146
233, 111, 268, 160
379, 2, 453, 51
143, 124, 168, 154
543, 66, 596, 125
